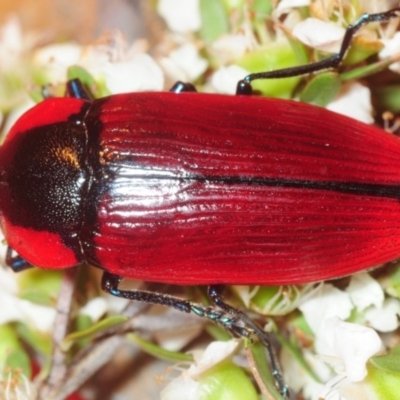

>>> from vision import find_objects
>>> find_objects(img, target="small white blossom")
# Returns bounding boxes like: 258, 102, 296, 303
0, 370, 37, 400
0, 268, 55, 332
210, 65, 249, 94
93, 54, 164, 93
33, 43, 82, 83
293, 18, 345, 53
160, 340, 239, 400
79, 297, 108, 322
379, 31, 400, 73
299, 283, 353, 334
317, 317, 382, 382
345, 272, 384, 312
79, 33, 164, 93
0, 17, 24, 71
327, 82, 374, 124
281, 348, 331, 397
274, 0, 310, 16
211, 34, 249, 65
158, 0, 201, 33
160, 43, 207, 82
365, 298, 400, 332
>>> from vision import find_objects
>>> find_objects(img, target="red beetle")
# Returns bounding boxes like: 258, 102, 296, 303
1, 8, 400, 397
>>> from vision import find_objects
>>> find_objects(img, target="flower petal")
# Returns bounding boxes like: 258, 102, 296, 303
318, 317, 382, 382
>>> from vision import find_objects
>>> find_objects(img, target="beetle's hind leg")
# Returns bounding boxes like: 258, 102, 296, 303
101, 271, 289, 399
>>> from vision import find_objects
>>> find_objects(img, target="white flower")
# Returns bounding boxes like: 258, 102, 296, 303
92, 53, 164, 93
345, 272, 384, 312
79, 297, 108, 322
33, 32, 164, 94
274, 0, 310, 16
211, 34, 249, 65
0, 17, 25, 71
365, 298, 400, 332
327, 82, 374, 124
0, 267, 55, 332
160, 43, 208, 83
292, 18, 345, 53
317, 317, 382, 382
160, 340, 239, 400
210, 65, 249, 94
158, 0, 201, 33
281, 348, 331, 397
299, 283, 353, 334
379, 31, 400, 73
0, 369, 37, 400
33, 43, 82, 83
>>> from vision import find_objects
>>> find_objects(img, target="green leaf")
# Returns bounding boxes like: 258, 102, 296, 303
371, 349, 400, 374
299, 72, 341, 107
128, 333, 193, 363
199, 0, 230, 43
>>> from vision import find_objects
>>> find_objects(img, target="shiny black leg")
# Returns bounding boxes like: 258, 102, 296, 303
236, 8, 400, 95
169, 81, 197, 93
66, 78, 93, 101
101, 271, 288, 399
208, 285, 288, 398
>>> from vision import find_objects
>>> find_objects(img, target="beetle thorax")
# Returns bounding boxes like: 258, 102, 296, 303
0, 119, 89, 258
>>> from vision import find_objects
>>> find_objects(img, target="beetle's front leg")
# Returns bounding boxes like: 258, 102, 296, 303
65, 78, 93, 101
6, 246, 33, 272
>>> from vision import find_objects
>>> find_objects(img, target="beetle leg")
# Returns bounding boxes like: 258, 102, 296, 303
101, 271, 193, 312
101, 272, 258, 331
101, 271, 292, 394
6, 246, 33, 272
66, 78, 93, 101
101, 272, 251, 331
208, 285, 288, 398
236, 7, 400, 94
169, 81, 197, 93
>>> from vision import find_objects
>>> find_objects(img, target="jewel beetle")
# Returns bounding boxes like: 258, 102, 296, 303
1, 8, 400, 398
